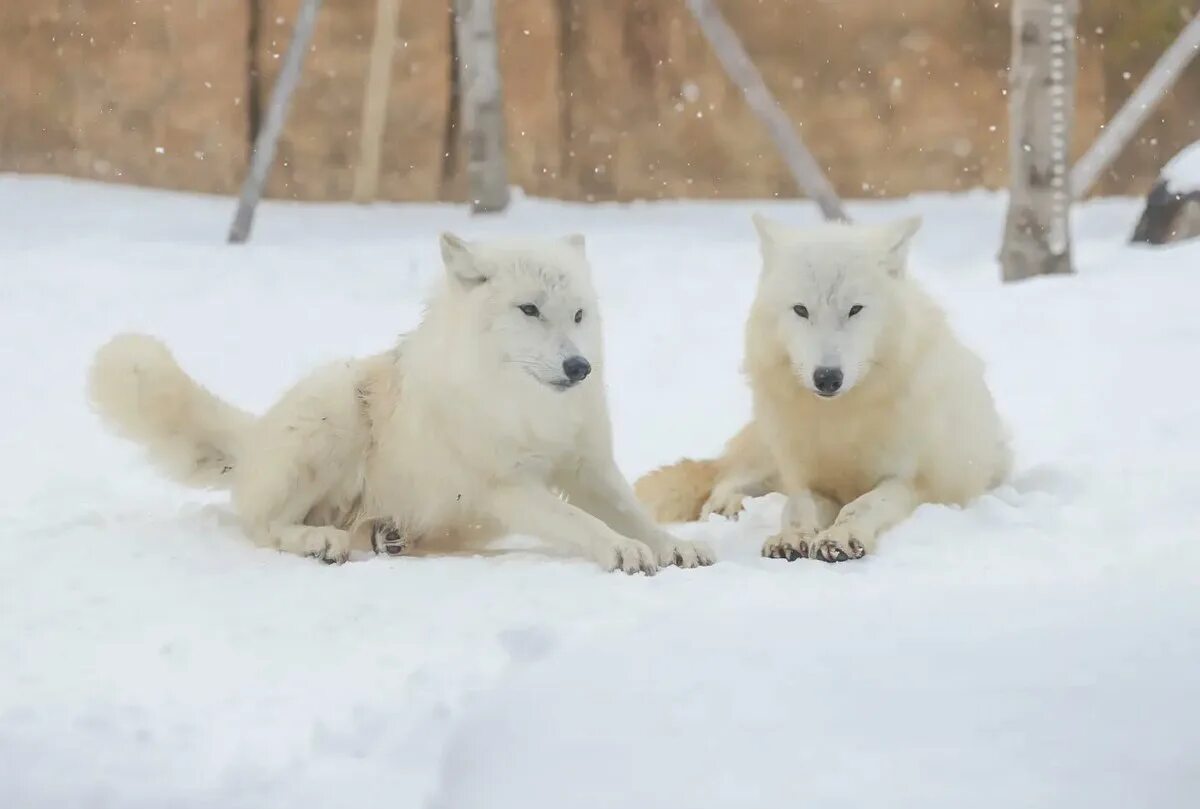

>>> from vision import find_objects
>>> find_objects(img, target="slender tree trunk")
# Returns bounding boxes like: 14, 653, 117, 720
353, 0, 402, 204
453, 0, 510, 214
1071, 13, 1200, 199
684, 0, 847, 221
1000, 0, 1078, 281
228, 0, 323, 243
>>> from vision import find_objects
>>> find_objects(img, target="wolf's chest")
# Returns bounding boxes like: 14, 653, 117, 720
492, 399, 587, 475
792, 412, 904, 503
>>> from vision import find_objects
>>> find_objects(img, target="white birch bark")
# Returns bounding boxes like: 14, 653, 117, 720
1000, 0, 1077, 281
453, 0, 510, 214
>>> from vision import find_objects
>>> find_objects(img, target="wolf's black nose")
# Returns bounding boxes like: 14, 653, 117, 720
813, 367, 843, 395
563, 356, 591, 383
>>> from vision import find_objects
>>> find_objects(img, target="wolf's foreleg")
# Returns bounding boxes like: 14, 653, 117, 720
810, 478, 919, 562
761, 489, 841, 561
560, 461, 715, 568
488, 484, 659, 575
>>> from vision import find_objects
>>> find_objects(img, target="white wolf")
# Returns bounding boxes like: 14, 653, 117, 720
88, 232, 713, 574
636, 214, 1010, 562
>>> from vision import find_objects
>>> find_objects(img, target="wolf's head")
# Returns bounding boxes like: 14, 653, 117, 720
437, 231, 602, 393
749, 213, 922, 399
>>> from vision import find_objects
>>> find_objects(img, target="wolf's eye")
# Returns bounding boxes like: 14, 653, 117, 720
793, 304, 809, 319
518, 304, 540, 318
574, 309, 584, 324
848, 305, 863, 317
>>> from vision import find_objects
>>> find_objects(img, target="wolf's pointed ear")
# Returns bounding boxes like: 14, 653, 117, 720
440, 232, 488, 286
752, 213, 786, 272
879, 215, 922, 277
562, 233, 586, 253
751, 212, 778, 247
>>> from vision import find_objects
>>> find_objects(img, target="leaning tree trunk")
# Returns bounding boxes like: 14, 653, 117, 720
1000, 0, 1078, 282
453, 0, 510, 214
684, 0, 848, 222
1071, 12, 1200, 200
228, 0, 324, 243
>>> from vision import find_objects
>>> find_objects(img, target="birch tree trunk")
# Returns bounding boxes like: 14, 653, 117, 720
1071, 13, 1200, 200
352, 0, 402, 204
684, 0, 847, 221
1000, 0, 1078, 282
453, 0, 510, 214
228, 0, 324, 243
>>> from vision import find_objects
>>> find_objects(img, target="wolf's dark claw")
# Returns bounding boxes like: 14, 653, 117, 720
815, 541, 850, 563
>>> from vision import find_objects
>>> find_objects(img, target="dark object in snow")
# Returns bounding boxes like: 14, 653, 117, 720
1131, 179, 1200, 246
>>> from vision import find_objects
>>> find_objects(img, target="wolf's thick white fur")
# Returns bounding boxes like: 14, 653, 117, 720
88, 233, 712, 574
636, 214, 1009, 562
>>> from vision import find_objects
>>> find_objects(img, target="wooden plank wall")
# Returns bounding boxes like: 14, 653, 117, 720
2, 0, 1196, 201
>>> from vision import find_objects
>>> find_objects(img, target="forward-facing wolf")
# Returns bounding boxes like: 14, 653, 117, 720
88, 233, 713, 574
636, 214, 1010, 562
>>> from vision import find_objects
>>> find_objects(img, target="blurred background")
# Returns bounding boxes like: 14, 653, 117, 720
1, 0, 1197, 204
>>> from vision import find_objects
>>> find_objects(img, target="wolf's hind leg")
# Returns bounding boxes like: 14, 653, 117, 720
700, 424, 780, 520
701, 473, 776, 520
231, 432, 356, 565
259, 524, 352, 564
354, 517, 410, 556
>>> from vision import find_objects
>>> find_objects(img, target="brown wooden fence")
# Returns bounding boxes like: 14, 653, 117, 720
2, 0, 1197, 202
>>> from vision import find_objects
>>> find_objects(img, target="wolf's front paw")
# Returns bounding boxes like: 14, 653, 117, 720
810, 524, 868, 563
761, 531, 813, 562
600, 538, 658, 576
700, 489, 747, 520
657, 539, 715, 569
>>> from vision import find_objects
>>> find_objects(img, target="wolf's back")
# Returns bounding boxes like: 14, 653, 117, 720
87, 334, 254, 489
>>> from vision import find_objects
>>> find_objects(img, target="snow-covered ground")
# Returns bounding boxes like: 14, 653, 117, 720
1, 175, 1197, 809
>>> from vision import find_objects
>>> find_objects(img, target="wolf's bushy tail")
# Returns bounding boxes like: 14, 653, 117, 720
634, 458, 718, 524
87, 334, 254, 489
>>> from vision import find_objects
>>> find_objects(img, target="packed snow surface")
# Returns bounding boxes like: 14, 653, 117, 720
1, 176, 1197, 808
